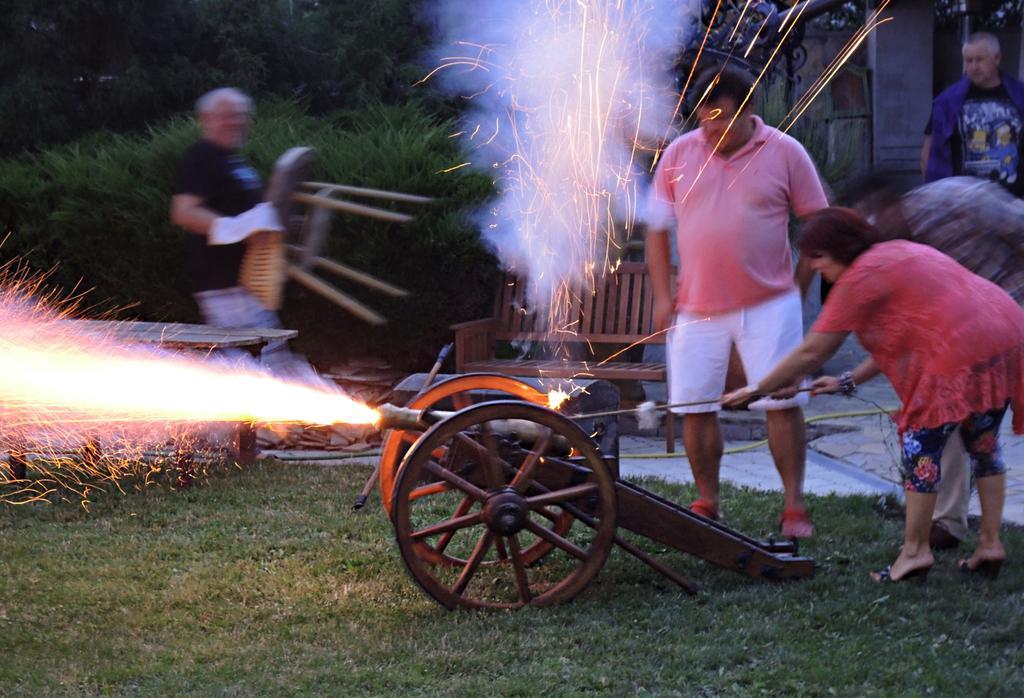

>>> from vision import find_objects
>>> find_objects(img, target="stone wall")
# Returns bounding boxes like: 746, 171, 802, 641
868, 0, 935, 177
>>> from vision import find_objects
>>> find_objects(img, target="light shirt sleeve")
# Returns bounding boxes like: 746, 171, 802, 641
786, 142, 829, 218
646, 147, 678, 231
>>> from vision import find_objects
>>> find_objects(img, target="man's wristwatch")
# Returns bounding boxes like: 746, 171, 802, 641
838, 371, 856, 395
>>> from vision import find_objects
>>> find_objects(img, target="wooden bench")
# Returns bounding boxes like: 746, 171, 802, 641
451, 262, 680, 451
5, 321, 299, 484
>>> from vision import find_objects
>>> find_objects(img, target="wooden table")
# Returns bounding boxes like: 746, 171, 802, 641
67, 320, 298, 354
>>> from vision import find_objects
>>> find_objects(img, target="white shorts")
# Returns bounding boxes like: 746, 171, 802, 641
667, 290, 809, 414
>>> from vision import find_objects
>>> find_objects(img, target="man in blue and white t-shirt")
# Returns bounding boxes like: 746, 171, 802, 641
924, 32, 1024, 196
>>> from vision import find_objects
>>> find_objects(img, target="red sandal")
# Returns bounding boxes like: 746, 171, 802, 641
780, 507, 815, 538
690, 498, 719, 520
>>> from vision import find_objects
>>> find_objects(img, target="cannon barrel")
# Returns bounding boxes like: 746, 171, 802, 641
376, 403, 430, 430
376, 402, 572, 449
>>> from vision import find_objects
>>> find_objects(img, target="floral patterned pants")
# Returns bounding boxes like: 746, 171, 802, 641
899, 403, 1009, 493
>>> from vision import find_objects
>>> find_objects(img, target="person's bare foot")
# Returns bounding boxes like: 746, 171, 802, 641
958, 541, 1005, 577
780, 507, 814, 538
870, 550, 934, 582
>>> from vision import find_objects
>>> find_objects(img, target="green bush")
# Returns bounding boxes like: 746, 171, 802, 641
0, 118, 194, 319
0, 100, 498, 370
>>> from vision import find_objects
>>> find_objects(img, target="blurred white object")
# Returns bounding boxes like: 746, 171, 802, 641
209, 202, 283, 245
636, 400, 660, 431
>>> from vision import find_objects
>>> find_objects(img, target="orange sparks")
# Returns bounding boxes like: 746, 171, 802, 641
438, 162, 472, 174
0, 273, 380, 504
0, 316, 380, 429
547, 388, 571, 410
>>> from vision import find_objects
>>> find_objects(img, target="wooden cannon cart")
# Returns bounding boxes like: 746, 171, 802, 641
375, 373, 815, 610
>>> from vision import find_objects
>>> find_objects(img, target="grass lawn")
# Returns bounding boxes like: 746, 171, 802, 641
1, 461, 1021, 696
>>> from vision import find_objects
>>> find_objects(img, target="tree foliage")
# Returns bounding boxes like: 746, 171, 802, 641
0, 0, 432, 155
935, 0, 1024, 28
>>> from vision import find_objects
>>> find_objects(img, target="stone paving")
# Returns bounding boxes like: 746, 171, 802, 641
619, 435, 903, 499
802, 382, 1024, 525
625, 336, 1024, 525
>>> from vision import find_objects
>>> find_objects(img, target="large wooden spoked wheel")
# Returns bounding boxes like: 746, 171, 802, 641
380, 374, 575, 567
391, 401, 617, 610
379, 373, 547, 519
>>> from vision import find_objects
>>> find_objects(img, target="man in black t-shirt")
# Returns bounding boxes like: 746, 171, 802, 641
170, 87, 292, 369
923, 32, 1024, 196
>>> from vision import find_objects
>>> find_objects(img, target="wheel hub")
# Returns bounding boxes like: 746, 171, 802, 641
482, 487, 529, 535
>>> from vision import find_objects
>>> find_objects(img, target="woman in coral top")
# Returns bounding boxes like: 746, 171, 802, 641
724, 207, 1024, 582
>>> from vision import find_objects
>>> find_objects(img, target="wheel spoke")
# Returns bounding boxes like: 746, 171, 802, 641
493, 536, 509, 561
409, 481, 451, 501
411, 509, 483, 541
524, 519, 588, 561
527, 483, 598, 509
533, 505, 561, 523
510, 428, 552, 493
453, 530, 494, 595
453, 432, 516, 481
435, 495, 475, 555
507, 535, 533, 603
422, 460, 488, 502
452, 392, 472, 410
477, 423, 506, 489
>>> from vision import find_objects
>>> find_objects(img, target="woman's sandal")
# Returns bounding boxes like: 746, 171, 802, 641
871, 563, 932, 583
689, 499, 719, 520
958, 557, 1004, 579
780, 507, 815, 539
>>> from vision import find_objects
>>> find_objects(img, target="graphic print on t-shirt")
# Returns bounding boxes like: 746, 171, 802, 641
229, 156, 262, 192
958, 96, 1022, 186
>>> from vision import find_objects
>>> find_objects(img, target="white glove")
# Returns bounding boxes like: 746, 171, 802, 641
208, 202, 283, 245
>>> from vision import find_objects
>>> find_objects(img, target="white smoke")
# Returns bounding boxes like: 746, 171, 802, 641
425, 0, 692, 324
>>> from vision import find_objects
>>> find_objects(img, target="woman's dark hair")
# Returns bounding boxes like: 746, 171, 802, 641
694, 63, 757, 113
798, 207, 881, 266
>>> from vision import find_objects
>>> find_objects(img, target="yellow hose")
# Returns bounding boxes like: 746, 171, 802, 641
624, 406, 898, 459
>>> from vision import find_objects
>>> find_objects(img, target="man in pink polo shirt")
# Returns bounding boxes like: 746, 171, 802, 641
646, 65, 828, 537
